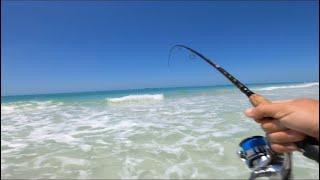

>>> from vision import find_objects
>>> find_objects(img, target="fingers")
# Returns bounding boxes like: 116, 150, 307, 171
267, 130, 303, 153
245, 103, 289, 120
270, 143, 298, 153
260, 119, 287, 133
244, 99, 311, 153
266, 130, 305, 143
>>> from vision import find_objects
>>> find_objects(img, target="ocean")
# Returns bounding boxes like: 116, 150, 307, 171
1, 82, 319, 179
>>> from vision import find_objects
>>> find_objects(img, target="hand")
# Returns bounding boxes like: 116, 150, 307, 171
245, 99, 319, 153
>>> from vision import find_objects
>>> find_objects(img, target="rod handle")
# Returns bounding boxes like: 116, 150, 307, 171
249, 93, 319, 163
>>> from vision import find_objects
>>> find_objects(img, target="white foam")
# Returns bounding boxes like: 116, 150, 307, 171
164, 165, 183, 178
78, 170, 88, 179
1, 105, 15, 111
107, 94, 164, 103
79, 144, 92, 152
55, 156, 88, 167
255, 82, 319, 91
120, 157, 144, 179
1, 125, 17, 132
113, 121, 137, 129
190, 167, 199, 178
5, 142, 28, 150
1, 105, 19, 116
53, 134, 77, 144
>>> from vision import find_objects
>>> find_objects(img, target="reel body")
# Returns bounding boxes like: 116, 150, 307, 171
238, 136, 292, 180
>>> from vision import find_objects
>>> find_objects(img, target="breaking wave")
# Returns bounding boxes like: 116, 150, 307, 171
254, 82, 319, 91
107, 94, 164, 103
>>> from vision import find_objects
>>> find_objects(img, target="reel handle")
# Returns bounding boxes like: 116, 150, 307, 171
249, 94, 319, 163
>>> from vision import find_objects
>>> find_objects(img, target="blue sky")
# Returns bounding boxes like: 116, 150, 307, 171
1, 1, 319, 96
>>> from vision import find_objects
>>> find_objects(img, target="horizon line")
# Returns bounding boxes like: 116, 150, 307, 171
2, 80, 318, 98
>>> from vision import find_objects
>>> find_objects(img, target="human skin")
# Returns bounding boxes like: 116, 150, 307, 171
244, 99, 319, 153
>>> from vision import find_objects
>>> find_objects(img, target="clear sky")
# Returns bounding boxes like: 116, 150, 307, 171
1, 1, 319, 96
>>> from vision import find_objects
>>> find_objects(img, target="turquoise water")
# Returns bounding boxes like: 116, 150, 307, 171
1, 82, 319, 179
1, 82, 312, 103
2, 84, 237, 103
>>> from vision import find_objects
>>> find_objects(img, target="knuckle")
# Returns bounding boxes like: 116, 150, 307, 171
288, 130, 305, 141
261, 122, 271, 129
270, 144, 284, 153
266, 133, 276, 142
260, 123, 267, 130
261, 123, 272, 132
255, 104, 270, 116
256, 104, 267, 111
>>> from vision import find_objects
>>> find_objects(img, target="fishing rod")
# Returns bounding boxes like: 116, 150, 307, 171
169, 45, 319, 179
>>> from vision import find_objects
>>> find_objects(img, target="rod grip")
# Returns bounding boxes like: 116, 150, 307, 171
249, 94, 319, 163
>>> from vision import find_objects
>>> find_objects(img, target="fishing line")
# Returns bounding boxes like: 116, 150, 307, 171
168, 44, 319, 163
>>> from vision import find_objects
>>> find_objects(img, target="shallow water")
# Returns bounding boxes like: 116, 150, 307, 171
1, 82, 319, 179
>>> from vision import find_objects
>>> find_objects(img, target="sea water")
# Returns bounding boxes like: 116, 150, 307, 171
1, 82, 319, 179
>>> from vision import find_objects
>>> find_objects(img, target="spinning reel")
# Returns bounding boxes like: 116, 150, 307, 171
238, 136, 292, 180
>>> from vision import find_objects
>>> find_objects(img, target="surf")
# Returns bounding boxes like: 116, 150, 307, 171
106, 94, 164, 103
254, 82, 319, 91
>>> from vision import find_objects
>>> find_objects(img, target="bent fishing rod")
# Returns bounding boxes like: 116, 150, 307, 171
169, 45, 318, 179
169, 45, 319, 162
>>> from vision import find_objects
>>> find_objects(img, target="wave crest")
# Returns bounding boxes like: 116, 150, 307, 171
254, 82, 319, 91
107, 94, 164, 103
